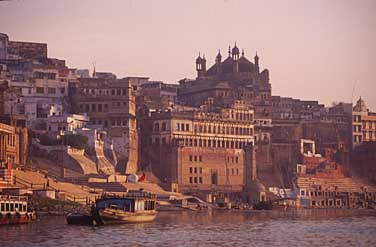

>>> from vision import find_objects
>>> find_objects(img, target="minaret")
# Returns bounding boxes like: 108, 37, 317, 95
92, 62, 97, 78
232, 42, 240, 61
254, 52, 259, 73
202, 54, 207, 73
216, 49, 222, 75
232, 42, 240, 73
196, 53, 203, 78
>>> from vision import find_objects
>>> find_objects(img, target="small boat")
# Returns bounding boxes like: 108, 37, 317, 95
0, 195, 35, 225
67, 189, 157, 226
66, 213, 96, 226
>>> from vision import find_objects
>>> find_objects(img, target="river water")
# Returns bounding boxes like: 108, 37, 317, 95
1, 210, 376, 247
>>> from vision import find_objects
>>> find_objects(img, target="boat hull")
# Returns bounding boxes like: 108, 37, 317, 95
0, 214, 32, 225
98, 208, 157, 225
66, 213, 96, 226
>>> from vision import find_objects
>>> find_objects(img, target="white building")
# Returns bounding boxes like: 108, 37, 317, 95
47, 114, 89, 134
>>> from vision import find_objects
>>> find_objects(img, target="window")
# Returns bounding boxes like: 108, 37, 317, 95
36, 87, 44, 94
189, 177, 193, 183
154, 123, 159, 132
194, 156, 197, 162
189, 155, 193, 162
194, 177, 198, 183
189, 167, 193, 173
194, 167, 197, 174
199, 167, 202, 174
199, 177, 203, 183
199, 156, 202, 162
60, 88, 65, 94
176, 123, 180, 131
162, 122, 167, 131
186, 124, 189, 131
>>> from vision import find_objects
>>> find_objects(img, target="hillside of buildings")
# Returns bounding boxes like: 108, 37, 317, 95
1, 33, 376, 208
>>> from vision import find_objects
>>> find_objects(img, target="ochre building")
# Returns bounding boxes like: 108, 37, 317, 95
139, 99, 257, 196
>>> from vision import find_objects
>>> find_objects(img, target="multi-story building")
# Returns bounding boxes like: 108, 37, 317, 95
140, 81, 178, 103
139, 99, 259, 199
3, 64, 69, 129
271, 96, 325, 120
352, 97, 376, 148
0, 123, 28, 167
73, 77, 138, 174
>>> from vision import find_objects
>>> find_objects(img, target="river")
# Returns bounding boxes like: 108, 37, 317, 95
1, 210, 376, 247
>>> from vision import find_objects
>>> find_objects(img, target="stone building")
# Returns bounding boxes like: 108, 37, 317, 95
0, 33, 47, 61
2, 64, 69, 129
0, 123, 28, 167
73, 77, 138, 174
271, 96, 325, 120
46, 114, 89, 134
178, 44, 271, 119
352, 97, 376, 148
139, 99, 257, 198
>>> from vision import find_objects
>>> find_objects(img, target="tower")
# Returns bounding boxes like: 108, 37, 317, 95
232, 42, 240, 61
232, 42, 240, 73
254, 52, 259, 73
196, 53, 206, 78
215, 50, 222, 75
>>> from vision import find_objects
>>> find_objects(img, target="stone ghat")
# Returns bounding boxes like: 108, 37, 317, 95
296, 176, 376, 193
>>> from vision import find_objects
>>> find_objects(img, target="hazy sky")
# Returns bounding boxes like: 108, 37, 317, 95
0, 0, 375, 109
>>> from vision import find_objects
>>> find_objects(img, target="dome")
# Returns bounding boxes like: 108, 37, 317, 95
249, 179, 266, 192
232, 44, 239, 55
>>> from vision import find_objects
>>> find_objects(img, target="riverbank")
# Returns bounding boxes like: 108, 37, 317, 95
29, 196, 90, 216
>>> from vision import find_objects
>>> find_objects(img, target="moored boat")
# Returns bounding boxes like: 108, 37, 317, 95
94, 190, 157, 225
0, 195, 35, 225
66, 189, 157, 226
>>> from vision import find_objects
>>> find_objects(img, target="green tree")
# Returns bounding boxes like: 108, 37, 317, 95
62, 134, 88, 150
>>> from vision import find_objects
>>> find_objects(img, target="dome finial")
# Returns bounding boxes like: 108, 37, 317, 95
228, 45, 231, 57
241, 49, 244, 57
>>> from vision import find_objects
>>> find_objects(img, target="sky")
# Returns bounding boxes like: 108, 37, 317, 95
0, 0, 375, 109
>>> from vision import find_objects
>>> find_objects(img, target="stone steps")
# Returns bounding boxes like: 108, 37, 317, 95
296, 176, 376, 192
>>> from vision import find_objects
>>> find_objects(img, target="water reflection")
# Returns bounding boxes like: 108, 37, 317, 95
1, 210, 376, 247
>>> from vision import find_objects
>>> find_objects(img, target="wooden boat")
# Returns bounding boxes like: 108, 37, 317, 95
66, 213, 96, 226
67, 189, 157, 225
93, 190, 157, 225
0, 195, 35, 225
